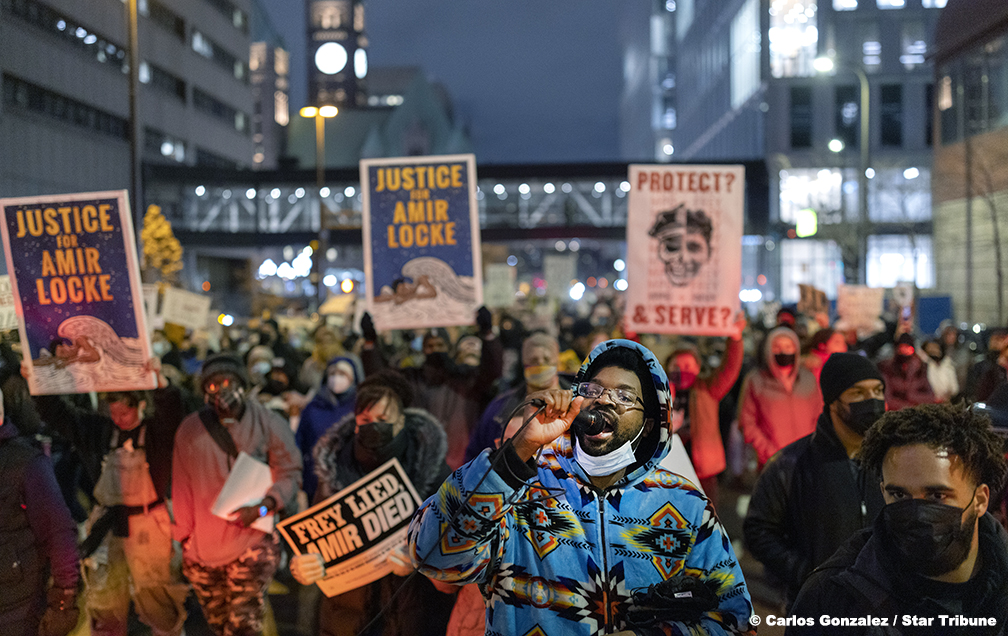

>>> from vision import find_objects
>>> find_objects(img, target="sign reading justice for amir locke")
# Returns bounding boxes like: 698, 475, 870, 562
624, 165, 744, 337
361, 154, 482, 331
0, 190, 155, 395
277, 458, 423, 597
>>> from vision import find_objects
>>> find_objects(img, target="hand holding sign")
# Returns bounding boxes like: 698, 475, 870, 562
290, 553, 327, 585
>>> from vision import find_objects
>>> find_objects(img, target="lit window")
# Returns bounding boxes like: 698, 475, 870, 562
833, 0, 856, 9
876, 0, 904, 7
769, 0, 819, 78
274, 91, 289, 126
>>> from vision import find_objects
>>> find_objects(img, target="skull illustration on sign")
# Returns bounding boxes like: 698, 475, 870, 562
648, 203, 713, 287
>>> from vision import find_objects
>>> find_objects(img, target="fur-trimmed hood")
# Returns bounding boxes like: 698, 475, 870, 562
313, 407, 448, 500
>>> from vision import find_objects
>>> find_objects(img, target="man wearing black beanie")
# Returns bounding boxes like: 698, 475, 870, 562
744, 352, 888, 610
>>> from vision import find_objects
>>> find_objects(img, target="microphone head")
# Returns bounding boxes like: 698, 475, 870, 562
573, 409, 609, 436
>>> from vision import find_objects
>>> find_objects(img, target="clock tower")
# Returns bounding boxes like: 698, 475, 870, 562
306, 0, 367, 107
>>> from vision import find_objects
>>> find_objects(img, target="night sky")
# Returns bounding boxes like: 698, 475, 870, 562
258, 0, 624, 164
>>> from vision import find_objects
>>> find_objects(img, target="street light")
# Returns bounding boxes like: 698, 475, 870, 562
816, 55, 870, 284
300, 105, 338, 189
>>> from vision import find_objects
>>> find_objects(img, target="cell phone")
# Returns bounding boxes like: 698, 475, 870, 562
901, 306, 911, 320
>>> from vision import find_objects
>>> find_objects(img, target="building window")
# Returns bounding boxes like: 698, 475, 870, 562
730, 0, 761, 108
861, 22, 881, 72
900, 21, 926, 69
876, 0, 905, 8
201, 0, 248, 33
144, 127, 186, 163
791, 85, 813, 148
834, 85, 859, 149
2, 73, 128, 139
866, 235, 933, 289
192, 30, 248, 82
2, 0, 128, 70
922, 0, 947, 6
147, 0, 185, 42
275, 91, 289, 126
676, 0, 694, 40
780, 168, 852, 225
833, 0, 857, 9
780, 239, 845, 304
193, 87, 249, 133
769, 0, 818, 78
880, 84, 903, 146
139, 61, 186, 102
311, 0, 351, 30
868, 167, 931, 222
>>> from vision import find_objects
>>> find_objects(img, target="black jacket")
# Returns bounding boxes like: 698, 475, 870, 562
0, 421, 78, 622
788, 513, 1008, 635
744, 411, 885, 606
312, 407, 455, 636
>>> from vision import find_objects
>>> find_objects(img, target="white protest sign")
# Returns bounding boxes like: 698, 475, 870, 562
625, 165, 744, 336
160, 287, 212, 332
543, 254, 576, 300
835, 285, 886, 334
483, 263, 516, 308
0, 276, 17, 331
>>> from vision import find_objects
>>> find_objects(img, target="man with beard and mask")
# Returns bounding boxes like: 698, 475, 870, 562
289, 370, 457, 636
463, 332, 571, 463
663, 313, 746, 506
171, 353, 302, 636
739, 327, 823, 469
789, 403, 1008, 634
408, 339, 755, 635
360, 308, 503, 469
744, 353, 888, 610
878, 333, 936, 410
30, 359, 189, 636
296, 357, 360, 501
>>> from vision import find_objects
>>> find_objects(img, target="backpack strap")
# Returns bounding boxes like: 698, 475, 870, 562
197, 406, 239, 463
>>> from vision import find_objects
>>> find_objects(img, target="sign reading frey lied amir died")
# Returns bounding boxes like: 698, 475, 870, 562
624, 165, 745, 337
277, 458, 422, 597
0, 190, 156, 394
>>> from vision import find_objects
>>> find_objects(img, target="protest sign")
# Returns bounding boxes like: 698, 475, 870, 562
624, 165, 745, 336
543, 253, 577, 300
161, 287, 212, 332
277, 458, 422, 597
0, 276, 17, 331
483, 263, 516, 308
0, 191, 155, 394
798, 284, 829, 316
361, 154, 482, 331
835, 285, 886, 335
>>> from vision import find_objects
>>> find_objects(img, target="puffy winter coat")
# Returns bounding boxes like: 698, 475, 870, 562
409, 340, 754, 636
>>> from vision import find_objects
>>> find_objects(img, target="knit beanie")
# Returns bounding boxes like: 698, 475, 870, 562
819, 352, 884, 406
200, 353, 248, 390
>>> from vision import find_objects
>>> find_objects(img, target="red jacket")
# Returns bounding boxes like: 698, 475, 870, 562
687, 336, 744, 479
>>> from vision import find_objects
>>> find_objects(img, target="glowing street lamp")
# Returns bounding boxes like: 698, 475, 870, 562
300, 105, 338, 188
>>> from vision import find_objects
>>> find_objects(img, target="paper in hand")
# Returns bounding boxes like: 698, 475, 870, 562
211, 451, 275, 533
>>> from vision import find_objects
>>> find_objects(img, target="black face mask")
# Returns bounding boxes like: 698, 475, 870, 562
841, 398, 886, 435
424, 351, 451, 369
882, 492, 978, 577
774, 353, 796, 367
211, 386, 245, 421
356, 421, 397, 450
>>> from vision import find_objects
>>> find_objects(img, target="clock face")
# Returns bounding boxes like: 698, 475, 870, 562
354, 48, 367, 79
315, 42, 348, 75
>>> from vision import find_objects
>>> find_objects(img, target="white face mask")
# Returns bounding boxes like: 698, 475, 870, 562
573, 422, 646, 477
328, 372, 353, 395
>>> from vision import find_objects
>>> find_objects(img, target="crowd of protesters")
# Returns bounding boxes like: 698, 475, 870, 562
2, 292, 1007, 636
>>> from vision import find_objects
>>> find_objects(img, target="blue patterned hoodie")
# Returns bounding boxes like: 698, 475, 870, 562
408, 339, 754, 636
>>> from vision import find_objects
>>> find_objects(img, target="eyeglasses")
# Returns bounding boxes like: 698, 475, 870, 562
575, 382, 643, 408
204, 377, 236, 395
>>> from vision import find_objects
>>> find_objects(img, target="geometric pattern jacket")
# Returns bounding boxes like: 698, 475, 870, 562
409, 340, 755, 636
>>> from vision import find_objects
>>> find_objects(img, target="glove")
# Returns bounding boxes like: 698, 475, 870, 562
38, 587, 79, 636
361, 312, 378, 343
386, 543, 414, 577
476, 306, 492, 335
624, 575, 719, 629
290, 553, 326, 585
